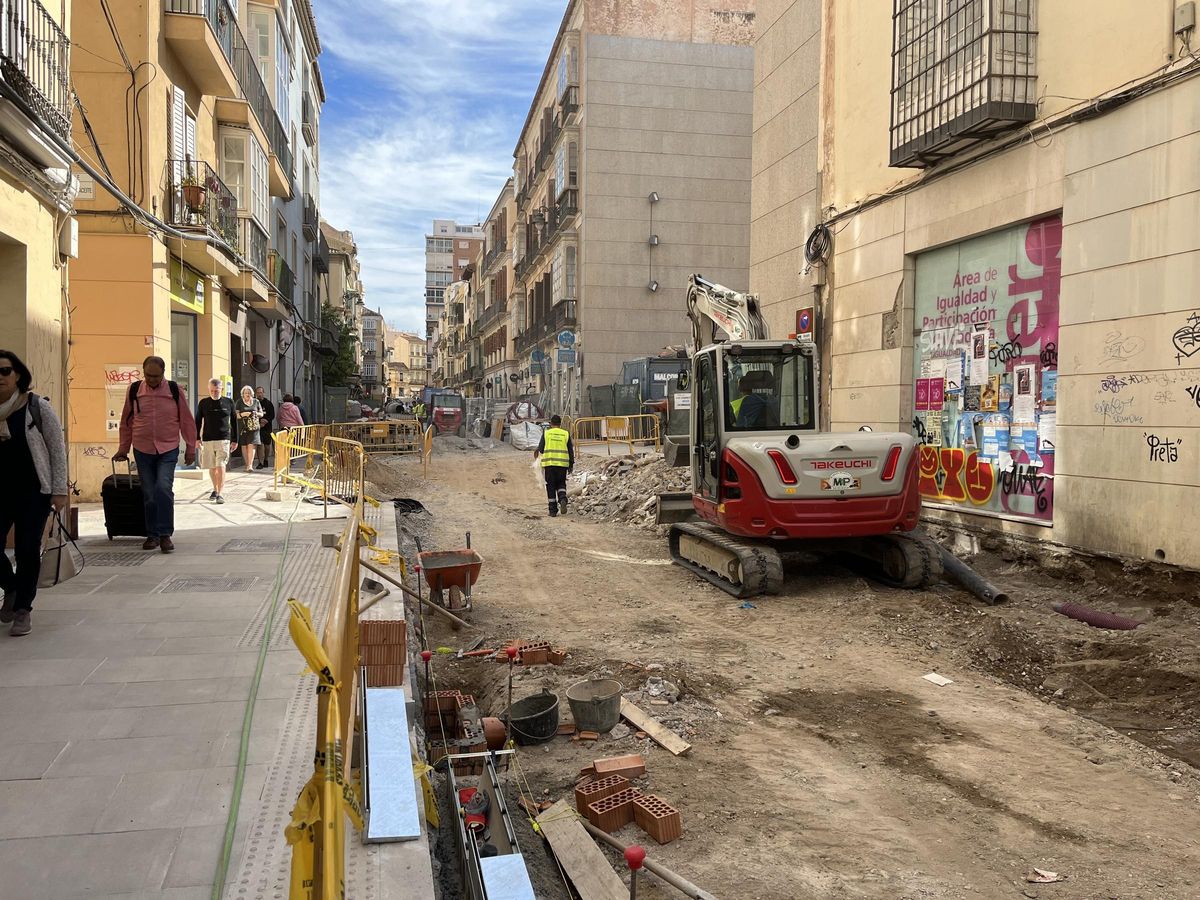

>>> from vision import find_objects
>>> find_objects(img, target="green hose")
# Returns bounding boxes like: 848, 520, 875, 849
211, 489, 306, 900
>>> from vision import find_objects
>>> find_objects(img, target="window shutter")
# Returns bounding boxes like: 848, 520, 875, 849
171, 85, 186, 162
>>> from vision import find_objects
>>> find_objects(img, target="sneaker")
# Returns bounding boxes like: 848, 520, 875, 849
160, 536, 175, 554
142, 536, 160, 550
209, 490, 218, 501
214, 494, 225, 504
10, 611, 30, 637
0, 591, 14, 624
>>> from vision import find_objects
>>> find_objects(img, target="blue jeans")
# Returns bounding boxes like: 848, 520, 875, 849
133, 448, 179, 537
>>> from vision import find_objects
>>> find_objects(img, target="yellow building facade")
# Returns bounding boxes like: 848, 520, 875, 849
752, 1, 1200, 567
68, 1, 298, 497
0, 0, 73, 424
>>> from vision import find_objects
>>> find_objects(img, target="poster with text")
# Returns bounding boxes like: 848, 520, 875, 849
912, 216, 1060, 524
105, 364, 143, 434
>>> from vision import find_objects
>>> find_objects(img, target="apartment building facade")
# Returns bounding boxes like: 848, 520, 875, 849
360, 307, 385, 403
319, 220, 364, 399
66, 0, 324, 496
385, 329, 425, 399
751, 0, 1200, 567
510, 0, 756, 417
425, 218, 483, 382
0, 0, 74, 421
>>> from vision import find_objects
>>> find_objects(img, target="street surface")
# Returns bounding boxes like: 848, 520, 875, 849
374, 442, 1200, 900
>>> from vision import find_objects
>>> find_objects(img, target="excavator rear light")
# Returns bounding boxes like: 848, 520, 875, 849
880, 445, 903, 482
766, 449, 798, 485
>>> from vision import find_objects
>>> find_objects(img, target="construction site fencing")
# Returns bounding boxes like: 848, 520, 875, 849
274, 426, 329, 494
329, 419, 423, 455
572, 414, 661, 454
285, 513, 365, 899
321, 437, 367, 518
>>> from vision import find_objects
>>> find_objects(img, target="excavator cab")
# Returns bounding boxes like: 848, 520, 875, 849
663, 275, 941, 598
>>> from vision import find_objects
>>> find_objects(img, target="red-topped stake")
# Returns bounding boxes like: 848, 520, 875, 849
505, 645, 518, 742
625, 845, 646, 899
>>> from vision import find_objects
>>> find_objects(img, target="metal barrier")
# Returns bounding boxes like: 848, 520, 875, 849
572, 414, 662, 454
422, 425, 434, 479
329, 419, 423, 455
285, 513, 365, 899
321, 437, 366, 518
274, 425, 329, 493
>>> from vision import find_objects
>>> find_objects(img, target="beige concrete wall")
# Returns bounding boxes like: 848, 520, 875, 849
580, 33, 754, 397
585, 0, 756, 45
748, 0, 820, 338
824, 1, 1176, 213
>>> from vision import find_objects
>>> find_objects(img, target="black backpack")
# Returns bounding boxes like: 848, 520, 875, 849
127, 380, 181, 421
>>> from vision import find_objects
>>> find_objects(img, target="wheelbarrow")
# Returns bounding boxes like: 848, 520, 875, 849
417, 533, 483, 616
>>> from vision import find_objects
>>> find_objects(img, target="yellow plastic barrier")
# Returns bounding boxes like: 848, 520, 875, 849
571, 414, 661, 454
286, 512, 366, 899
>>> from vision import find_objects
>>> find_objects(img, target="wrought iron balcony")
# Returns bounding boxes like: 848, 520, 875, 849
229, 38, 292, 180
890, 0, 1038, 168
535, 120, 560, 174
164, 159, 238, 250
1, 0, 71, 141
237, 217, 268, 275
479, 298, 508, 329
302, 90, 316, 146
303, 193, 318, 241
558, 85, 579, 124
482, 238, 508, 275
268, 249, 295, 302
313, 230, 330, 273
514, 300, 576, 353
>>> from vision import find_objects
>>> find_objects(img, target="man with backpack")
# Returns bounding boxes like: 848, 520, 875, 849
195, 378, 236, 504
113, 356, 197, 553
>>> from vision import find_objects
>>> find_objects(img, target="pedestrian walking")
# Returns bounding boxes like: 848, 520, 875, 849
278, 394, 304, 430
234, 385, 264, 471
113, 355, 196, 553
534, 415, 574, 517
195, 378, 236, 504
0, 350, 68, 636
256, 386, 275, 469
293, 395, 308, 425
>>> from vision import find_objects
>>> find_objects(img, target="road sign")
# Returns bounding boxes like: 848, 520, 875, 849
796, 306, 815, 342
557, 330, 576, 348
531, 349, 545, 362
557, 349, 576, 366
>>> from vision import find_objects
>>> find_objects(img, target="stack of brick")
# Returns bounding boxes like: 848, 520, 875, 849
425, 689, 488, 775
360, 620, 407, 687
498, 639, 568, 666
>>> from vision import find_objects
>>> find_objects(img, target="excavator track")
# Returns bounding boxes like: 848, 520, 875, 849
849, 531, 944, 589
668, 522, 784, 599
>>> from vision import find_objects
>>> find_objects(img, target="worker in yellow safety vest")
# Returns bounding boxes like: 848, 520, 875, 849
534, 415, 575, 517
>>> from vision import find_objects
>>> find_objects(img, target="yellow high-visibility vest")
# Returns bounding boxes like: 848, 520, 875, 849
541, 427, 571, 468
730, 396, 745, 419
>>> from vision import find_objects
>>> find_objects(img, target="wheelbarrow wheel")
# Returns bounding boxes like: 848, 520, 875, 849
447, 585, 464, 631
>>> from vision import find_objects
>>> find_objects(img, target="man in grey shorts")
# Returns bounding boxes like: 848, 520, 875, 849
195, 379, 237, 503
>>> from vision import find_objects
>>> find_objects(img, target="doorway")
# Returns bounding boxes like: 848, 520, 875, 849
170, 312, 197, 413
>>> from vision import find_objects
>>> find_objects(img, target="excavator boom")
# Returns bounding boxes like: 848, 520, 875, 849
686, 274, 770, 350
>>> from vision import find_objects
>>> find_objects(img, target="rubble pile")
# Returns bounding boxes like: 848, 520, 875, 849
569, 454, 692, 527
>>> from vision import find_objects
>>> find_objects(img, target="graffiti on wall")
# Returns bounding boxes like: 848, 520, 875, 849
1173, 312, 1200, 366
1145, 434, 1182, 463
911, 216, 1061, 524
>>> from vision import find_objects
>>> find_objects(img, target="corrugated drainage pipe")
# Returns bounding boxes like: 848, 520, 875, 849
938, 545, 1010, 605
1053, 602, 1140, 631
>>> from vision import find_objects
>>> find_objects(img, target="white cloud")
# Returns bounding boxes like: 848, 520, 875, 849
312, 0, 566, 333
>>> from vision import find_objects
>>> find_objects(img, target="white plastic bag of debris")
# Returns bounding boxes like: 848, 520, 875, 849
509, 420, 542, 451
531, 456, 545, 489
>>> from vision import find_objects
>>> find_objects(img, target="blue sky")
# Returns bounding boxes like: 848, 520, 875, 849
312, 0, 566, 335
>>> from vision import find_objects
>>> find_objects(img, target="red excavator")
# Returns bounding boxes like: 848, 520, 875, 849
657, 275, 942, 598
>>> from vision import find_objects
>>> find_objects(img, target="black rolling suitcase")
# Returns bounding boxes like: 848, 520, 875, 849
102, 459, 147, 540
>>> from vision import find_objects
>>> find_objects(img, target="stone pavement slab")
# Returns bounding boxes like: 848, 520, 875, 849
0, 470, 436, 898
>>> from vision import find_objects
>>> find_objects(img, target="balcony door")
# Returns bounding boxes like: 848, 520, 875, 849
169, 85, 196, 223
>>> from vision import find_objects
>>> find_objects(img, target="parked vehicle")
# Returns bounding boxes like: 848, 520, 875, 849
430, 392, 465, 436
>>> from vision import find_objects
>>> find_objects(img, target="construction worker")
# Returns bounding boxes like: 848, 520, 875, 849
413, 399, 426, 426
534, 415, 574, 517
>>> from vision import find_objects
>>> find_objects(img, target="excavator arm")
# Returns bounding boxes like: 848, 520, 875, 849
685, 274, 770, 352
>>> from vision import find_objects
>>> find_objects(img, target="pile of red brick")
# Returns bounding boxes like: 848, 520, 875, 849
360, 620, 406, 687
573, 754, 683, 844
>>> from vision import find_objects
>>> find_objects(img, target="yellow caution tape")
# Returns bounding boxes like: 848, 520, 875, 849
412, 759, 440, 828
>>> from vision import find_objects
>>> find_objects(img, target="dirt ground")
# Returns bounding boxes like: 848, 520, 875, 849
367, 442, 1200, 900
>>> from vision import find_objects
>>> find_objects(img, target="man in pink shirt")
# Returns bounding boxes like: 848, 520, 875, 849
113, 356, 198, 553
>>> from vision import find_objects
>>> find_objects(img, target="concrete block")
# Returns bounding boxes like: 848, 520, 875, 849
633, 794, 683, 844
586, 786, 642, 833
574, 774, 630, 815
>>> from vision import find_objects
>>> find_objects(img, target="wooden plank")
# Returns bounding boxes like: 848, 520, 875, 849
620, 698, 692, 757
536, 799, 628, 900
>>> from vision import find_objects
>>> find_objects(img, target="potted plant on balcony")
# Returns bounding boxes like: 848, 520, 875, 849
181, 169, 207, 214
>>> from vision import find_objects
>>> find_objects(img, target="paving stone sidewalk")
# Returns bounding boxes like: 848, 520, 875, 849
0, 467, 434, 899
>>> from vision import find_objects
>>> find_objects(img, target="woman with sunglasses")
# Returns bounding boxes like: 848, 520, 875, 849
0, 351, 68, 636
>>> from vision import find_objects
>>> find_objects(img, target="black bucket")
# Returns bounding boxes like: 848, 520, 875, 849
506, 689, 560, 745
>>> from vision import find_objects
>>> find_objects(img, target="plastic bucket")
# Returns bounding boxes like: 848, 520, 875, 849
566, 679, 623, 734
506, 690, 560, 745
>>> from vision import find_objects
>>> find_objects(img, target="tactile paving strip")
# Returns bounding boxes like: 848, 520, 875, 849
225, 502, 393, 898
80, 552, 151, 567
157, 574, 260, 593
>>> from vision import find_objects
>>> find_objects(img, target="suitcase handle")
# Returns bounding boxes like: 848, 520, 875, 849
111, 456, 135, 489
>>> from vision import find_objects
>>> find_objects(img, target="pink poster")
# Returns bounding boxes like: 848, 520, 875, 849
915, 378, 931, 411
929, 377, 945, 408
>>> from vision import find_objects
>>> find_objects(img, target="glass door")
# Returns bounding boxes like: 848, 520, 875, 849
171, 312, 197, 415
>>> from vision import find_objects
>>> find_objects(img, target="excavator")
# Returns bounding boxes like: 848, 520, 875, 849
657, 275, 943, 598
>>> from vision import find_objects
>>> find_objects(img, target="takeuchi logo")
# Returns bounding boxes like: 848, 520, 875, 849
810, 459, 872, 470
